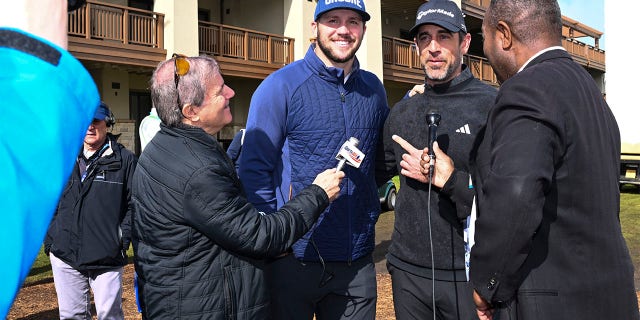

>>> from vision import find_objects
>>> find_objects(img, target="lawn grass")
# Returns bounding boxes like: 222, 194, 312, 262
22, 186, 640, 288
23, 246, 135, 285
620, 185, 640, 284
24, 247, 54, 284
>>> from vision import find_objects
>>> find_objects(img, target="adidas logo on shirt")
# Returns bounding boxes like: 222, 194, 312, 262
456, 124, 471, 134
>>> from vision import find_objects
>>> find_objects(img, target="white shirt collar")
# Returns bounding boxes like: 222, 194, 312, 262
518, 46, 566, 73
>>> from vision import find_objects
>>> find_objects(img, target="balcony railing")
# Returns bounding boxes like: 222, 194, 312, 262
68, 0, 164, 48
562, 37, 605, 70
199, 21, 295, 66
382, 37, 422, 71
464, 54, 497, 85
382, 34, 606, 86
462, 0, 604, 71
382, 36, 499, 86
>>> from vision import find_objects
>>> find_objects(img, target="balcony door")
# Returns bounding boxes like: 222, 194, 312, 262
128, 0, 152, 11
130, 91, 152, 155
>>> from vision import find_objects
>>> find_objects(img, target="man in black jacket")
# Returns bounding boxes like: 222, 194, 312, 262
378, 1, 497, 319
132, 54, 344, 319
466, 0, 640, 319
45, 102, 136, 319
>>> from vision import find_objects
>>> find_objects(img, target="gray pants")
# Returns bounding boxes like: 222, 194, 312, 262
50, 253, 124, 320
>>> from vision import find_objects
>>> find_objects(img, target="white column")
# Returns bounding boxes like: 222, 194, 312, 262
283, 0, 316, 61
154, 0, 199, 58
356, 0, 384, 83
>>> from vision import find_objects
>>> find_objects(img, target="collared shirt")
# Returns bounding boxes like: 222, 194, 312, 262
518, 46, 566, 73
79, 142, 110, 182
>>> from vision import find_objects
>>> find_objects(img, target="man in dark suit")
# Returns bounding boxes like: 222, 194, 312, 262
467, 0, 640, 319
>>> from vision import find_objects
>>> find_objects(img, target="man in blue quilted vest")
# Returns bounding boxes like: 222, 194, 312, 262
239, 1, 389, 319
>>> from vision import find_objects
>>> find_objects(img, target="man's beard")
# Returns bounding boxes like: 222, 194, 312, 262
425, 57, 461, 83
317, 36, 360, 64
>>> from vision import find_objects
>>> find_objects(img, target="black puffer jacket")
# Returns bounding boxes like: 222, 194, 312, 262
45, 133, 136, 270
132, 124, 329, 320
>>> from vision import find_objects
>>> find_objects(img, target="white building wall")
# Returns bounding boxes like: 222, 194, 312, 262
96, 67, 130, 119
356, 0, 383, 82
283, 0, 316, 60
605, 0, 640, 149
198, 0, 221, 23
222, 0, 284, 34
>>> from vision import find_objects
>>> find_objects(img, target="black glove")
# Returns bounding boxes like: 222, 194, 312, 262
44, 245, 51, 256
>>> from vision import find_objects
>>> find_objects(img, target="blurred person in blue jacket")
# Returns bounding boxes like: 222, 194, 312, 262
226, 128, 245, 173
0, 0, 99, 317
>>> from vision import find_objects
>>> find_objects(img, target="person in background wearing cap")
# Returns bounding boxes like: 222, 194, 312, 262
44, 102, 137, 319
238, 0, 388, 319
0, 0, 99, 317
465, 0, 639, 319
377, 0, 496, 319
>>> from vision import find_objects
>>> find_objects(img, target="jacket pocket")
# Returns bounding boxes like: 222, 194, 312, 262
223, 267, 237, 319
515, 289, 560, 319
142, 282, 181, 319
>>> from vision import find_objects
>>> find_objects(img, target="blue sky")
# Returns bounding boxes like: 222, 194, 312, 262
558, 0, 605, 49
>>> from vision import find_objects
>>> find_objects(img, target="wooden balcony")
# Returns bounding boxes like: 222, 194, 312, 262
382, 33, 605, 86
562, 37, 605, 71
382, 36, 498, 87
463, 1, 604, 72
382, 36, 422, 84
464, 0, 491, 7
465, 54, 497, 86
67, 0, 166, 68
462, 0, 491, 18
199, 22, 295, 79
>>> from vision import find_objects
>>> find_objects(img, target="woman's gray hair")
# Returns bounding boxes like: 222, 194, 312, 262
150, 55, 220, 127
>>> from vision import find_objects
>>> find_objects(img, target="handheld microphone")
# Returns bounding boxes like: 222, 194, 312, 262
425, 109, 441, 320
335, 137, 365, 171
426, 109, 441, 179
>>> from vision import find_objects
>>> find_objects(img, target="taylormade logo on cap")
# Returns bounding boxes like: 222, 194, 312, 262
409, 0, 467, 36
417, 9, 455, 20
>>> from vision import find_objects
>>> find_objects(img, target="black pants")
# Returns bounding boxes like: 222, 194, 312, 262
267, 254, 377, 320
388, 262, 476, 320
